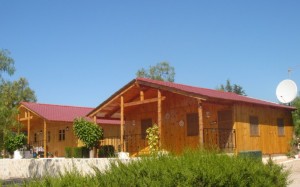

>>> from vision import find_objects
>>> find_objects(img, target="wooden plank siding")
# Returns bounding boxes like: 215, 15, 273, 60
123, 90, 235, 155
234, 103, 293, 154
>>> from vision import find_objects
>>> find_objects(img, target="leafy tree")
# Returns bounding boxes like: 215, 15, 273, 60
73, 118, 103, 157
0, 49, 15, 79
292, 96, 300, 137
217, 79, 246, 96
136, 61, 175, 82
0, 49, 36, 155
0, 78, 37, 108
4, 132, 27, 155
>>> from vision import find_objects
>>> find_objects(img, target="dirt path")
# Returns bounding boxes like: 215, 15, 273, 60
281, 159, 300, 187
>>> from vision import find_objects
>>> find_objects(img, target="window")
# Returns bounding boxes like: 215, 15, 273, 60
34, 133, 37, 143
59, 130, 65, 141
47, 131, 51, 142
141, 119, 152, 139
250, 116, 259, 136
277, 118, 284, 136
187, 113, 199, 136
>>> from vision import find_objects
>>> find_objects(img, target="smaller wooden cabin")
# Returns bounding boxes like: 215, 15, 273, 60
18, 102, 119, 157
88, 78, 295, 156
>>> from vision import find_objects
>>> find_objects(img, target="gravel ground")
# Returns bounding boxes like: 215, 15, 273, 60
281, 159, 300, 187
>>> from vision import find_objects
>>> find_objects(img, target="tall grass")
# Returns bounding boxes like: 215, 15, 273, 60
10, 149, 290, 187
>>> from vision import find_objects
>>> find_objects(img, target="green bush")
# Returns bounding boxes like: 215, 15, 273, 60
73, 147, 83, 158
73, 118, 103, 149
4, 132, 26, 155
98, 145, 115, 158
65, 147, 72, 158
82, 146, 90, 158
20, 150, 290, 187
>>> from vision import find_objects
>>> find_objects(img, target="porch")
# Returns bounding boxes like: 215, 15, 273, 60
100, 128, 236, 156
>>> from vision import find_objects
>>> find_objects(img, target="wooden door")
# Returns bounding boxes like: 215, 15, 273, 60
218, 110, 234, 150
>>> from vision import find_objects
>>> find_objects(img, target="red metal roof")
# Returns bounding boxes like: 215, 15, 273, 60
20, 102, 120, 124
136, 77, 296, 110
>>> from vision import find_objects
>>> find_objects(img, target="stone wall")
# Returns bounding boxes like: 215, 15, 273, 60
0, 158, 129, 180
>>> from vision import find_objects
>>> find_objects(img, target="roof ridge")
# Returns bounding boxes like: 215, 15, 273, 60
137, 77, 240, 95
21, 101, 94, 110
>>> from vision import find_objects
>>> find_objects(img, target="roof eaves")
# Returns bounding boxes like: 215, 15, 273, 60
136, 79, 208, 101
19, 102, 50, 121
87, 79, 137, 117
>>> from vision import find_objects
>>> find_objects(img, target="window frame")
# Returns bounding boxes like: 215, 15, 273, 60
47, 131, 51, 143
186, 113, 199, 136
141, 118, 152, 139
249, 116, 259, 137
277, 118, 285, 136
59, 129, 65, 141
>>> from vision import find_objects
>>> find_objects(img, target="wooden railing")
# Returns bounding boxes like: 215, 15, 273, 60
99, 134, 148, 155
203, 128, 236, 151
99, 129, 236, 156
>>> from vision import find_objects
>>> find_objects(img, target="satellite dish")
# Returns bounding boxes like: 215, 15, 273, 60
276, 79, 298, 103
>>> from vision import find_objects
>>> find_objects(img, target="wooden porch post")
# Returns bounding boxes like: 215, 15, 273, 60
93, 116, 98, 158
27, 112, 31, 144
120, 96, 124, 152
43, 119, 47, 158
198, 100, 204, 146
17, 114, 20, 134
158, 90, 162, 147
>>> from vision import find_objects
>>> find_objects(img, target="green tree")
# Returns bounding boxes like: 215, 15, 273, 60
136, 61, 175, 82
292, 96, 300, 137
0, 49, 15, 79
0, 49, 36, 155
4, 132, 26, 155
73, 118, 103, 157
217, 79, 246, 96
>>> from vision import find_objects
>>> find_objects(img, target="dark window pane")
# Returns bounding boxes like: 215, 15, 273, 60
187, 113, 199, 136
141, 119, 152, 139
277, 118, 284, 136
250, 116, 259, 136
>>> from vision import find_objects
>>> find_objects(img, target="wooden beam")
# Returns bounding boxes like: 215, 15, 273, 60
43, 120, 47, 158
17, 114, 20, 134
198, 100, 204, 146
19, 116, 33, 122
27, 112, 31, 144
233, 105, 238, 154
157, 90, 162, 148
104, 89, 150, 118
140, 90, 144, 101
120, 96, 124, 152
124, 97, 166, 108
88, 83, 136, 117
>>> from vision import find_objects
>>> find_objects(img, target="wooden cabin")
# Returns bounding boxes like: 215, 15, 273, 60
88, 78, 295, 156
18, 102, 119, 157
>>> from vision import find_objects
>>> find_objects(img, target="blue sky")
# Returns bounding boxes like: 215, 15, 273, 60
1, 1, 299, 107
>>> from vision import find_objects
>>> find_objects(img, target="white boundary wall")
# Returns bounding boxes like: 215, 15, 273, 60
0, 158, 130, 180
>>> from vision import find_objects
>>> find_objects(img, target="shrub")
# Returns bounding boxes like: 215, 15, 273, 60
98, 145, 115, 158
146, 124, 159, 155
65, 147, 72, 158
73, 147, 83, 158
4, 132, 26, 155
82, 146, 90, 158
73, 118, 103, 149
21, 149, 290, 186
